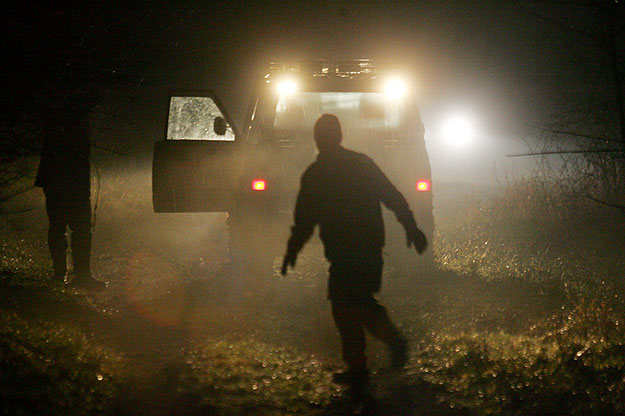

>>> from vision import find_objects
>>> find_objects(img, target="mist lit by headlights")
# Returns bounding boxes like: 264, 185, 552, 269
442, 115, 474, 149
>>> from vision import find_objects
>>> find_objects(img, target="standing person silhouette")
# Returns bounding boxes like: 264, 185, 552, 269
35, 100, 105, 290
281, 114, 427, 397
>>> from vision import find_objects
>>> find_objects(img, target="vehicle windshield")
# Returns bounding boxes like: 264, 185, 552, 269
272, 92, 411, 151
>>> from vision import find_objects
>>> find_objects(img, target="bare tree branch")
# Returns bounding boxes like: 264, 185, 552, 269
90, 143, 125, 156
586, 194, 625, 211
545, 129, 623, 143
0, 208, 36, 215
516, 0, 597, 40
508, 149, 625, 157
0, 185, 35, 205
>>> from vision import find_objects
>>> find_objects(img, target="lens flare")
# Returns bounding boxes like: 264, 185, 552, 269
124, 251, 186, 327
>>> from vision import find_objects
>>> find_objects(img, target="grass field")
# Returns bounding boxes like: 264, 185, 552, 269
1, 169, 624, 415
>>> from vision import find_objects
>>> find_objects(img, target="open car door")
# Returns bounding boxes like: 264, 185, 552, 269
153, 91, 244, 212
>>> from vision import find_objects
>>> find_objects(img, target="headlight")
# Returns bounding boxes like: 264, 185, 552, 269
442, 116, 474, 148
384, 79, 407, 98
277, 80, 297, 95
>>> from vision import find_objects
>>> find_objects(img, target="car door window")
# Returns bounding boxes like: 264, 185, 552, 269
167, 96, 235, 141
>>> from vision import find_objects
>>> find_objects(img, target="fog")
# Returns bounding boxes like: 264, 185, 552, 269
6, 145, 622, 413
2, 1, 624, 413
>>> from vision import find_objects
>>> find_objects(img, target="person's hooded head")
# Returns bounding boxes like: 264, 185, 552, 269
314, 114, 342, 153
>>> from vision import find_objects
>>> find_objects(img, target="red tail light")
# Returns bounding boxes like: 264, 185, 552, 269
252, 179, 266, 191
416, 180, 431, 192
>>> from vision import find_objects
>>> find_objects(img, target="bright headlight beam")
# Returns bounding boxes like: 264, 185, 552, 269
277, 80, 297, 95
384, 79, 407, 98
442, 116, 474, 148
385, 79, 406, 98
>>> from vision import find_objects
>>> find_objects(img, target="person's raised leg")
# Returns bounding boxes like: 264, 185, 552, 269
363, 299, 408, 370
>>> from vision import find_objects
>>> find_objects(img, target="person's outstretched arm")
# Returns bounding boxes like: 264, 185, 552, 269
367, 159, 428, 254
282, 170, 319, 274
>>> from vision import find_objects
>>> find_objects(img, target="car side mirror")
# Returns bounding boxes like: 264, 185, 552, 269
214, 116, 227, 136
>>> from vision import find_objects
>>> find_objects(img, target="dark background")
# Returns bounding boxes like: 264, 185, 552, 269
5, 0, 611, 185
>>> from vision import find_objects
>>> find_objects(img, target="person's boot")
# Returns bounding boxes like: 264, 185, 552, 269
71, 245, 105, 291
71, 273, 106, 291
332, 368, 370, 388
51, 252, 67, 283
333, 368, 372, 404
71, 261, 106, 291
390, 336, 408, 370
49, 232, 68, 283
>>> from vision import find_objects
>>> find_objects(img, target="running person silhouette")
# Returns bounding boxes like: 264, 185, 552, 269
281, 114, 427, 396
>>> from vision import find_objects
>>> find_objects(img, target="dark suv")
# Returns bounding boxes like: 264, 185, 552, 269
153, 60, 433, 281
